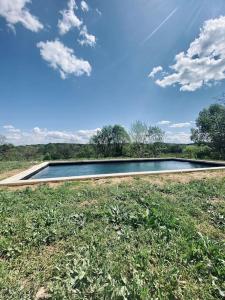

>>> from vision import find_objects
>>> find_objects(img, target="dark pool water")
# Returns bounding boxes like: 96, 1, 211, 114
26, 160, 218, 180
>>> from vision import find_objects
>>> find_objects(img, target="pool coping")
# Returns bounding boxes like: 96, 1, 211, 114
1, 158, 225, 186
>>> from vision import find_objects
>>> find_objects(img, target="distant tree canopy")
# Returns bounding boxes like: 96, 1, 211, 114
191, 104, 225, 158
90, 125, 130, 157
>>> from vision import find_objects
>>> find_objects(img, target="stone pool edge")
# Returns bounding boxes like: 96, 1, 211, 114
1, 158, 225, 187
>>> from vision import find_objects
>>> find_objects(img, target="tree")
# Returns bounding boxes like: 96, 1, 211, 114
147, 126, 165, 143
112, 125, 130, 156
191, 104, 225, 158
130, 121, 148, 144
90, 126, 113, 157
90, 125, 130, 157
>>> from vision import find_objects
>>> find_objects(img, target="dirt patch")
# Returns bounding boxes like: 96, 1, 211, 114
209, 197, 225, 204
0, 169, 27, 181
79, 199, 98, 207
197, 222, 225, 239
88, 170, 225, 186
35, 287, 50, 300
142, 170, 225, 185
1, 169, 225, 191
92, 177, 134, 186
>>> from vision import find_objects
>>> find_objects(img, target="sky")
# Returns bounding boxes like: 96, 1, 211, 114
1, 0, 225, 145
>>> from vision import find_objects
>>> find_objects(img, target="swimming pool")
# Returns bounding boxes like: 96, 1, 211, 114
1, 158, 225, 186
27, 159, 220, 180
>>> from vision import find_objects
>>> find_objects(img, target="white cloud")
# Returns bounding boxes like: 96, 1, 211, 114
58, 0, 82, 35
37, 39, 91, 79
2, 125, 21, 141
3, 124, 14, 130
3, 124, 21, 133
148, 66, 163, 79
150, 16, 225, 91
0, 0, 43, 32
78, 25, 96, 47
157, 121, 192, 128
81, 1, 89, 12
165, 131, 191, 144
157, 120, 171, 125
169, 122, 191, 128
3, 125, 100, 145
2, 125, 192, 145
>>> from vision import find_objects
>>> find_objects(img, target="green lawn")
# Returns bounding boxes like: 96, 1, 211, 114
0, 161, 36, 180
0, 167, 225, 299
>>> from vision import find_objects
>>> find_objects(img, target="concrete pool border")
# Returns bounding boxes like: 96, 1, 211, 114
1, 158, 225, 187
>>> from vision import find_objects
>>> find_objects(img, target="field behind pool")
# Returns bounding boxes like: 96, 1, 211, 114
0, 162, 225, 299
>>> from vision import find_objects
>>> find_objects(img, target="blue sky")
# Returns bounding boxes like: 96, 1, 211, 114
1, 0, 225, 144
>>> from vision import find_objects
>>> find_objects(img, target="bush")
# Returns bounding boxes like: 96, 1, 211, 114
183, 145, 212, 159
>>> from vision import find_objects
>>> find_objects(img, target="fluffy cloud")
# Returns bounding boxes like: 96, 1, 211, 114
78, 25, 96, 47
58, 0, 82, 35
3, 124, 21, 133
157, 120, 171, 125
3, 125, 100, 145
37, 39, 91, 79
32, 127, 99, 143
157, 121, 193, 128
148, 66, 163, 79
2, 125, 22, 142
165, 131, 191, 144
3, 124, 15, 130
150, 16, 225, 91
0, 0, 43, 32
169, 122, 191, 128
80, 1, 89, 12
2, 125, 191, 145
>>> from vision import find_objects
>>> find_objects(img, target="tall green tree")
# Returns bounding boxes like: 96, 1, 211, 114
112, 125, 130, 156
191, 104, 225, 158
90, 125, 130, 157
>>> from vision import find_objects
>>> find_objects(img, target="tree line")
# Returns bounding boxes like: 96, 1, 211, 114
0, 102, 224, 161
90, 122, 165, 157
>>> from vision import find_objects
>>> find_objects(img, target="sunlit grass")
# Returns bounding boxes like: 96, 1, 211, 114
0, 172, 224, 299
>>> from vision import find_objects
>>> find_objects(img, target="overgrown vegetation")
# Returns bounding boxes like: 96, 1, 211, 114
0, 141, 218, 161
0, 165, 224, 299
191, 104, 225, 159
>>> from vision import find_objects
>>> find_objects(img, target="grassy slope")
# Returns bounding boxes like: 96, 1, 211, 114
0, 168, 225, 299
0, 161, 36, 180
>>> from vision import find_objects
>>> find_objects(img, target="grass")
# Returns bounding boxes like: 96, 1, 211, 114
0, 161, 36, 180
0, 164, 224, 299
